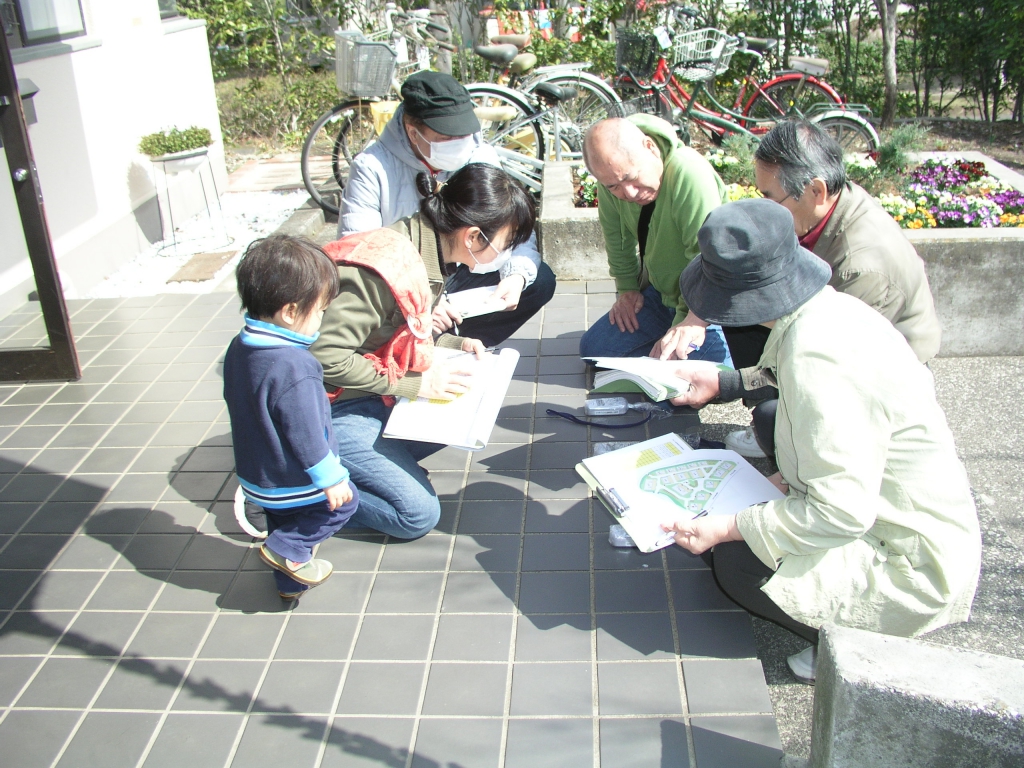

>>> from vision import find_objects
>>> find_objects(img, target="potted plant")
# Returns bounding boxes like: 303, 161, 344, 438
139, 126, 213, 173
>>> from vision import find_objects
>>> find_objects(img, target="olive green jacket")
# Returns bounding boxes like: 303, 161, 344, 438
736, 287, 980, 637
310, 215, 462, 401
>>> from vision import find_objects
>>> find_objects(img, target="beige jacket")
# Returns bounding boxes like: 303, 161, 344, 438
814, 182, 941, 363
736, 287, 980, 637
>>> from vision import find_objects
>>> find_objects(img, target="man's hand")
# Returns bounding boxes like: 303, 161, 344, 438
651, 310, 710, 360
432, 296, 462, 334
767, 472, 789, 494
666, 360, 722, 407
662, 514, 742, 555
492, 275, 526, 311
325, 480, 353, 510
608, 290, 644, 333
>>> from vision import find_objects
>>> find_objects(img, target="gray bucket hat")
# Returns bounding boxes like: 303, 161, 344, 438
679, 198, 832, 326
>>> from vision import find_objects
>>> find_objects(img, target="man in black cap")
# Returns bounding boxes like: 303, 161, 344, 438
338, 71, 555, 346
662, 198, 979, 685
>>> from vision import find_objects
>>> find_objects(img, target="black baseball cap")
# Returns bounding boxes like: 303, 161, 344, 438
400, 71, 480, 136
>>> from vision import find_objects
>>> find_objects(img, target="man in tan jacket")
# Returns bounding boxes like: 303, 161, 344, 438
671, 120, 941, 459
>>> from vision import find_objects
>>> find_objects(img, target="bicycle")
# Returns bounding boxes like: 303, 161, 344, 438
612, 24, 878, 153
300, 4, 457, 214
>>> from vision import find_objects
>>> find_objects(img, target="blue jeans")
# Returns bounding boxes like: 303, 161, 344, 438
265, 491, 360, 594
579, 284, 732, 365
330, 395, 444, 539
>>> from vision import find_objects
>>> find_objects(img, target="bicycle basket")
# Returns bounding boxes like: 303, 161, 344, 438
335, 30, 397, 99
671, 28, 738, 82
615, 29, 660, 80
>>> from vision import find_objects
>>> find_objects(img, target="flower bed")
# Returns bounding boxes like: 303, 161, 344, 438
573, 163, 760, 206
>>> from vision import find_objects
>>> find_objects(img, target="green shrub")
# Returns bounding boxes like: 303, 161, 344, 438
138, 126, 213, 156
217, 72, 340, 146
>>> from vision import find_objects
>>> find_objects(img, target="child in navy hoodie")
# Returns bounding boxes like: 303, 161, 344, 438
223, 235, 358, 600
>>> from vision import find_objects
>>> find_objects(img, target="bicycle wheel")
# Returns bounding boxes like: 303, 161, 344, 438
466, 83, 545, 191
528, 72, 621, 141
811, 112, 879, 153
743, 77, 842, 125
301, 100, 377, 215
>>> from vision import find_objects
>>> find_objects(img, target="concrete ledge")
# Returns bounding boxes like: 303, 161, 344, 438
811, 623, 1024, 768
537, 157, 1024, 356
274, 203, 326, 241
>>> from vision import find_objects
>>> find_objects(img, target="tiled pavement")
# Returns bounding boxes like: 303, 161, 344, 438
0, 284, 782, 768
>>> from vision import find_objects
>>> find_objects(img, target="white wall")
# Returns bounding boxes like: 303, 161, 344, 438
1, 0, 226, 307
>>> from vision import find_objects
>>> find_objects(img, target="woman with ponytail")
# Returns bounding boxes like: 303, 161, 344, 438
305, 163, 536, 540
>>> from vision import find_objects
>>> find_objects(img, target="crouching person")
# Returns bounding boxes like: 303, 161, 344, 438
224, 236, 360, 600
664, 199, 981, 684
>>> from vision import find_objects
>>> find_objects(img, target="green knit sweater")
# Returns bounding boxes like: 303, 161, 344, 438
596, 114, 727, 325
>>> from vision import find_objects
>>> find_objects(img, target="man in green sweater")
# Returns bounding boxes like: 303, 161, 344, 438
579, 115, 731, 363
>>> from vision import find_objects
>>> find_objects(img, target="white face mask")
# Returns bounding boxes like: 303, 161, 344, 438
468, 230, 513, 274
414, 128, 476, 171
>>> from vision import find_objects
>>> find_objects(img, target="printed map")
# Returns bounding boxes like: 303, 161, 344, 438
638, 459, 738, 514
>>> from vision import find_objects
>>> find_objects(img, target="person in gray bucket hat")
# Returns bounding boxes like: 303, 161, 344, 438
663, 198, 980, 686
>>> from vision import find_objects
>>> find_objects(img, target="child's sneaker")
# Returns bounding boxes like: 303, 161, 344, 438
259, 544, 334, 586
234, 485, 268, 539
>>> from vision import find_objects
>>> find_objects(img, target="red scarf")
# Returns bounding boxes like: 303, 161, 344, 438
323, 228, 435, 388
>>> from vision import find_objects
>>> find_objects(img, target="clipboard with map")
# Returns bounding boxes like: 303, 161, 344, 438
576, 434, 785, 553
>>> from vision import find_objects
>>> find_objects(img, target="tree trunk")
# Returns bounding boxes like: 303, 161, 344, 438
873, 0, 899, 127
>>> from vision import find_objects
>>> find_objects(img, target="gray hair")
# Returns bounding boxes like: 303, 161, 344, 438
754, 120, 847, 199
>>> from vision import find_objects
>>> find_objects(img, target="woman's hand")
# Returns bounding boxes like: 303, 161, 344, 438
418, 355, 476, 401
432, 296, 462, 334
651, 311, 710, 360
662, 514, 742, 555
460, 337, 489, 358
493, 275, 526, 310
666, 360, 722, 408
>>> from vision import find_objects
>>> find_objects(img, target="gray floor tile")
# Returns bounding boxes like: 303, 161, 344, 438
220, 570, 294, 613
522, 532, 589, 571
538, 355, 587, 375
525, 499, 589, 533
515, 614, 592, 661
200, 613, 286, 659
511, 661, 591, 715
274, 614, 359, 660
412, 718, 503, 768
173, 660, 264, 712
55, 611, 144, 657
457, 500, 525, 534
504, 719, 593, 768
77, 447, 141, 474
690, 716, 783, 768
440, 572, 516, 613
365, 572, 444, 613
82, 504, 150, 535
418, 446, 470, 471
379, 535, 451, 571
322, 717, 415, 768
127, 612, 213, 658
526, 469, 589, 499
55, 711, 161, 768
311, 534, 386, 572
99, 423, 161, 449
231, 714, 328, 767
139, 502, 208, 533
25, 570, 105, 610
23, 502, 96, 534
0, 710, 82, 768
470, 443, 530, 472
1, 425, 61, 449
85, 568, 164, 610
596, 612, 676, 660
595, 570, 669, 613
176, 534, 248, 570
0, 655, 43, 705
336, 662, 425, 715
0, 473, 63, 503
421, 661, 506, 715
593, 536, 665, 571
432, 614, 513, 661
16, 655, 114, 708
94, 658, 189, 709
450, 534, 520, 572
0, 502, 36, 532
600, 717, 691, 768
142, 713, 244, 768
24, 448, 88, 474
151, 571, 235, 611
664, 544, 711, 571
117, 533, 193, 570
677, 611, 757, 659
682, 659, 773, 714
530, 440, 588, 470
106, 474, 172, 504
518, 571, 590, 613
0, 571, 42, 610
598, 661, 684, 715
290, 571, 374, 614
50, 476, 111, 503
353, 614, 435, 660
251, 660, 344, 714
0, 610, 74, 655
170, 471, 229, 502
671, 570, 738, 612
71, 402, 131, 426
489, 419, 532, 444
461, 471, 527, 501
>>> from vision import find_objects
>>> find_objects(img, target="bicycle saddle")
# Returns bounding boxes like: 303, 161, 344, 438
474, 43, 519, 66
491, 34, 530, 49
533, 82, 577, 104
510, 53, 537, 75
744, 36, 778, 53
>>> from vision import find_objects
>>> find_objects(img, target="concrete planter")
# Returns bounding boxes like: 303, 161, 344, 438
537, 154, 1024, 357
